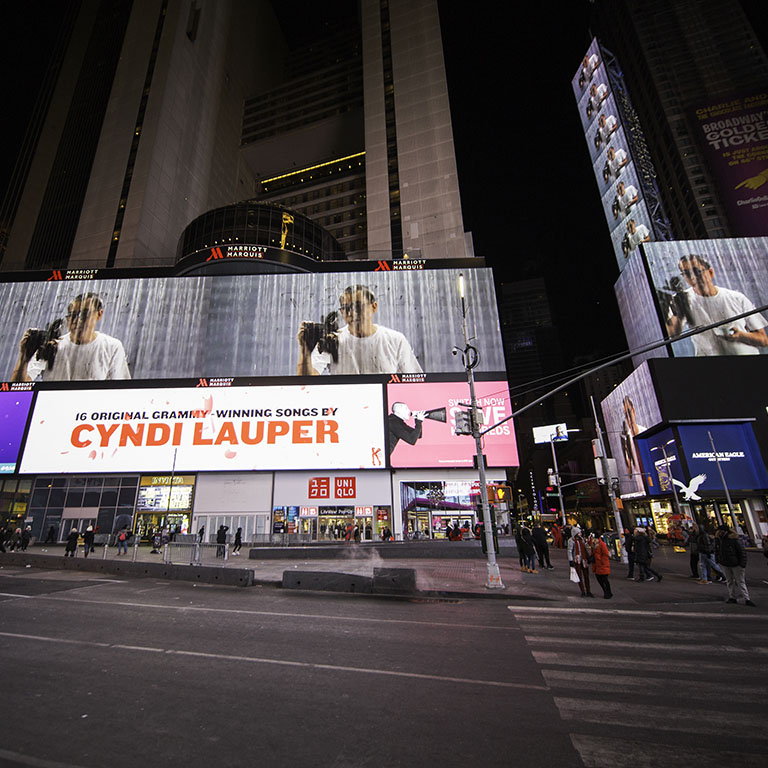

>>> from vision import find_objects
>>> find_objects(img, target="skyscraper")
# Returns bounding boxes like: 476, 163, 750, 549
0, 0, 470, 273
590, 0, 768, 241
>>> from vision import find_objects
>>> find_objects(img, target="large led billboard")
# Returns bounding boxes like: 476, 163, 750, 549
0, 267, 505, 382
19, 383, 387, 473
0, 389, 34, 473
614, 249, 668, 367
690, 93, 768, 237
643, 237, 768, 357
636, 423, 768, 496
572, 38, 655, 269
599, 363, 662, 497
385, 380, 517, 468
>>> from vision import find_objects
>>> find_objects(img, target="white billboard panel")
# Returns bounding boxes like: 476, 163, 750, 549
20, 384, 386, 473
532, 423, 568, 444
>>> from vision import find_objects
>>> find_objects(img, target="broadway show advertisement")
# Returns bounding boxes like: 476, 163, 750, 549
644, 237, 768, 358
690, 93, 768, 236
19, 384, 386, 473
0, 389, 34, 473
386, 380, 517, 468
599, 363, 662, 497
0, 268, 504, 383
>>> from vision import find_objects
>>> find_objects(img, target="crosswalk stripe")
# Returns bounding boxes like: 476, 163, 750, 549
571, 734, 768, 768
508, 605, 768, 620
516, 625, 718, 642
524, 635, 766, 654
556, 696, 768, 737
532, 650, 768, 675
542, 669, 765, 697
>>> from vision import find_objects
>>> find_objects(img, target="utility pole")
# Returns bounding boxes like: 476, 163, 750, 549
590, 396, 627, 562
457, 274, 504, 589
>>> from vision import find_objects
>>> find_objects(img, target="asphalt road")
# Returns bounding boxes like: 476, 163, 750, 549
0, 568, 766, 768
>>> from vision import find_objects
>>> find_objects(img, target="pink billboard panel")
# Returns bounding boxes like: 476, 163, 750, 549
386, 380, 518, 469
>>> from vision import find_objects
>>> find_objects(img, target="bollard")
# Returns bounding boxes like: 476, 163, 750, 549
192, 542, 201, 566
162, 543, 169, 563
102, 543, 109, 560
132, 537, 140, 562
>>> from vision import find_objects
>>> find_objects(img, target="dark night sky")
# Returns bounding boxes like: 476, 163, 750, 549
0, 0, 765, 367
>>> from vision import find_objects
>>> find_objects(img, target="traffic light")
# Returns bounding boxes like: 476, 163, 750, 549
487, 485, 512, 505
454, 408, 473, 435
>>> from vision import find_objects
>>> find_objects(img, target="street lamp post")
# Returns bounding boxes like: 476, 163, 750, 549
707, 430, 738, 529
549, 435, 567, 528
457, 274, 504, 589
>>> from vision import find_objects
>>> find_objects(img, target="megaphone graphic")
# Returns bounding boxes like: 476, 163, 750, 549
423, 407, 446, 423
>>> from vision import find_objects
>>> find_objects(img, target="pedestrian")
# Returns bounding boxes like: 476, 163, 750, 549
520, 524, 537, 573
633, 527, 662, 582
116, 527, 130, 555
568, 525, 594, 597
21, 526, 32, 551
198, 525, 205, 543
65, 526, 79, 557
686, 523, 700, 578
83, 525, 95, 557
45, 525, 56, 544
697, 524, 725, 584
589, 532, 613, 599
216, 524, 229, 557
715, 524, 756, 606
551, 521, 563, 549
532, 522, 553, 569
9, 528, 21, 551
623, 528, 635, 579
232, 527, 242, 556
514, 527, 526, 571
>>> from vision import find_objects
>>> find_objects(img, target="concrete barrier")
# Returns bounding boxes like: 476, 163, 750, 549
282, 570, 373, 594
372, 567, 416, 594
1, 552, 255, 587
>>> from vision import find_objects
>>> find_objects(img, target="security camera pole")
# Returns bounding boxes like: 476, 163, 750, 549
457, 274, 504, 589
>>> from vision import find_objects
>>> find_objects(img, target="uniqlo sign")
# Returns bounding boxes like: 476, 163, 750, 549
308, 477, 330, 498
335, 477, 356, 498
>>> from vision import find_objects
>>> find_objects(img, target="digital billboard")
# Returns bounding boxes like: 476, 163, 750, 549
643, 237, 768, 357
614, 249, 668, 367
19, 383, 386, 473
637, 423, 768, 495
0, 389, 34, 473
599, 363, 662, 497
572, 38, 655, 269
690, 93, 768, 237
0, 267, 505, 383
385, 380, 517, 468
532, 423, 568, 444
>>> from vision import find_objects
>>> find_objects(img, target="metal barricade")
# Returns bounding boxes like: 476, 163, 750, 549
163, 542, 229, 566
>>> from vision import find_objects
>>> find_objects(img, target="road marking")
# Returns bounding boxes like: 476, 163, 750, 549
12, 594, 519, 632
542, 668, 765, 697
515, 624, 718, 642
571, 734, 767, 768
524, 635, 766, 654
508, 605, 768, 620
556, 697, 768, 738
0, 630, 547, 692
0, 747, 89, 768
532, 651, 768, 674
0, 592, 34, 599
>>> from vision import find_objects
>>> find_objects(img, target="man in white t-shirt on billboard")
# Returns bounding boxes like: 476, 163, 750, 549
665, 254, 768, 356
11, 292, 131, 381
297, 284, 422, 375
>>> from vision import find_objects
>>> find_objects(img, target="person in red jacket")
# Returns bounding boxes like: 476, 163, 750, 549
589, 531, 613, 599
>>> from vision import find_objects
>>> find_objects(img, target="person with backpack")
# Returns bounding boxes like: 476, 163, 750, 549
83, 525, 95, 557
116, 526, 130, 555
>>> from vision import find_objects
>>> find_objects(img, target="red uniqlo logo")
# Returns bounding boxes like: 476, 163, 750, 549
308, 477, 330, 498
335, 477, 356, 498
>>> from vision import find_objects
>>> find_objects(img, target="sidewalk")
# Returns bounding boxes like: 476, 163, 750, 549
4, 540, 766, 606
